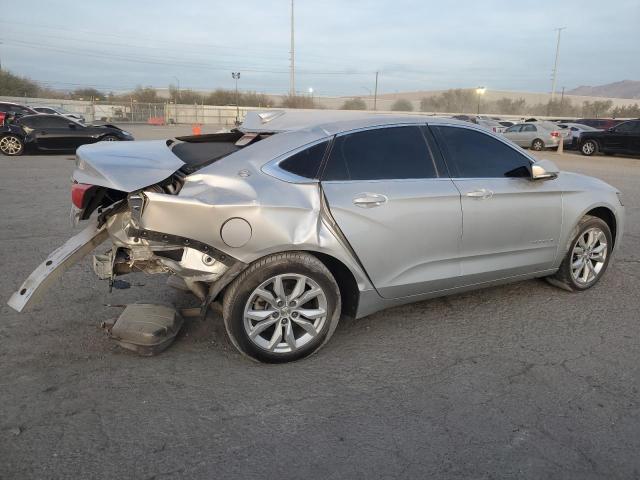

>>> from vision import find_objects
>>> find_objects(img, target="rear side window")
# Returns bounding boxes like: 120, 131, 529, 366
279, 141, 328, 179
323, 126, 436, 181
432, 126, 531, 178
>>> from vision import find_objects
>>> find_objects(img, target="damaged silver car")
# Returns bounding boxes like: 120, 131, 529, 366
8, 111, 625, 362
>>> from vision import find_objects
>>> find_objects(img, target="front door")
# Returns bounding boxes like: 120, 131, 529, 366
431, 125, 562, 284
321, 125, 463, 299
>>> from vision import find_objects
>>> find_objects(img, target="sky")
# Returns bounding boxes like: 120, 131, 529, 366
1, 0, 639, 97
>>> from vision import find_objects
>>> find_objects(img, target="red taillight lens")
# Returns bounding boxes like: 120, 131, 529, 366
550, 131, 560, 137
71, 183, 95, 209
0, 112, 5, 125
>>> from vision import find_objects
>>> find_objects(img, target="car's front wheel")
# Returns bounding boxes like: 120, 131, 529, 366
0, 135, 25, 156
548, 215, 612, 291
222, 252, 341, 363
581, 139, 598, 156
101, 135, 119, 142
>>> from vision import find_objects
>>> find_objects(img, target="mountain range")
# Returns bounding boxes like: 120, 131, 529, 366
568, 80, 640, 99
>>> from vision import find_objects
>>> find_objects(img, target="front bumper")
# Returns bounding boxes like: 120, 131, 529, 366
7, 220, 108, 312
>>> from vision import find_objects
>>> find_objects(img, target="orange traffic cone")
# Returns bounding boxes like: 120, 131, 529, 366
192, 124, 202, 135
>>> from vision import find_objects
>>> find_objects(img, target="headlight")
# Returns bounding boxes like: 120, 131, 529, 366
616, 192, 624, 206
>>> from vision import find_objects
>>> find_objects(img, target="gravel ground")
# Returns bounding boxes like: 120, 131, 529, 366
1, 125, 639, 479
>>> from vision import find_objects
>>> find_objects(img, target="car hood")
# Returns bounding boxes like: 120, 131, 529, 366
74, 140, 185, 192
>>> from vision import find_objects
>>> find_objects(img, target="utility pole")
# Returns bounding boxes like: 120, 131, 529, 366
373, 71, 379, 111
232, 72, 241, 125
289, 0, 295, 97
550, 27, 566, 103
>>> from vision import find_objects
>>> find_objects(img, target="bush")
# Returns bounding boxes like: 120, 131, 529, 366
341, 98, 367, 110
280, 94, 316, 109
391, 98, 413, 112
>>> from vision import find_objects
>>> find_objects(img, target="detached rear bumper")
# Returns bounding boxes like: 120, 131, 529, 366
7, 220, 108, 313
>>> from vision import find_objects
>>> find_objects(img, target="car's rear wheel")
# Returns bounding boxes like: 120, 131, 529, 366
531, 138, 544, 151
0, 135, 24, 156
581, 139, 598, 156
101, 135, 119, 142
222, 252, 341, 363
547, 215, 612, 291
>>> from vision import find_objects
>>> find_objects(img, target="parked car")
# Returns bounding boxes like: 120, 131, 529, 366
579, 119, 640, 156
575, 118, 623, 130
33, 106, 86, 123
477, 118, 507, 134
0, 102, 38, 125
499, 121, 515, 128
502, 121, 567, 150
9, 112, 624, 363
0, 114, 133, 156
556, 122, 601, 149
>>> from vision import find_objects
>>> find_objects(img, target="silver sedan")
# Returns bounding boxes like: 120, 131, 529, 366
9, 112, 625, 362
503, 121, 566, 150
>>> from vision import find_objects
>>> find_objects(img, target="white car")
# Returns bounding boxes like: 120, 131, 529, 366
557, 123, 601, 149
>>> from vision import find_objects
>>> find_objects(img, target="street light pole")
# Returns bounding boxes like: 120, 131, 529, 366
476, 86, 486, 115
172, 76, 180, 102
232, 72, 241, 125
550, 27, 566, 103
374, 71, 379, 111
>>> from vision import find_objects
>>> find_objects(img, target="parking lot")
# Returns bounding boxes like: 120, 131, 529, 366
1, 124, 639, 479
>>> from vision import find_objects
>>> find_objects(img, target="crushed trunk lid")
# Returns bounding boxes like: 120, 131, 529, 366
74, 140, 185, 192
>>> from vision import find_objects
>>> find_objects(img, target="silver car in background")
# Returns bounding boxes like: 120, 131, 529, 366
503, 121, 567, 150
557, 122, 602, 149
9, 112, 624, 362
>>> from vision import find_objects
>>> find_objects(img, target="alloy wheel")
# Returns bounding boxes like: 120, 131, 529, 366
0, 136, 23, 155
570, 227, 608, 286
243, 274, 328, 354
582, 141, 595, 155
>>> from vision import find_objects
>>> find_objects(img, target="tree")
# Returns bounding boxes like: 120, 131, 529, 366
612, 103, 640, 118
280, 94, 316, 109
391, 98, 413, 112
71, 87, 105, 100
581, 100, 613, 118
0, 70, 41, 97
341, 97, 367, 110
493, 97, 527, 115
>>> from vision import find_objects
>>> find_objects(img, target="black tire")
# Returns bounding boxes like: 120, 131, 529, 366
222, 252, 341, 363
581, 139, 598, 156
101, 135, 119, 142
0, 135, 25, 156
531, 138, 545, 151
547, 215, 613, 292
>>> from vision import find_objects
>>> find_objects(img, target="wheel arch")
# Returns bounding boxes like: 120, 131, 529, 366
584, 206, 617, 248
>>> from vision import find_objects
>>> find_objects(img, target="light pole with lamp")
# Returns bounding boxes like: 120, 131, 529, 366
308, 87, 314, 106
232, 72, 241, 125
475, 86, 486, 115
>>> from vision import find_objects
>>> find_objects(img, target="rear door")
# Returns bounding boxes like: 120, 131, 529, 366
520, 123, 537, 147
321, 125, 463, 299
601, 121, 634, 151
431, 125, 562, 284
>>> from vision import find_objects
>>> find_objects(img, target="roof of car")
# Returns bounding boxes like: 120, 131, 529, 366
239, 109, 468, 135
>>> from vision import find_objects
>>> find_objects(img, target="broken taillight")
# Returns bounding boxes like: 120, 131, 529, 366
71, 183, 95, 209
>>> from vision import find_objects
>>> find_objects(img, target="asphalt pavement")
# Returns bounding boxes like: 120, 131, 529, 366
1, 125, 639, 479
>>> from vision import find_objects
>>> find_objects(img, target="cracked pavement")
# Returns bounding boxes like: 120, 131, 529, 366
1, 126, 639, 479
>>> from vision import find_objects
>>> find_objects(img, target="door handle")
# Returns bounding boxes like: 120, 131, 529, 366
466, 188, 494, 199
353, 193, 388, 208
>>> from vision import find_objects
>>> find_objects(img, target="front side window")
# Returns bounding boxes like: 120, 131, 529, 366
279, 141, 328, 179
521, 124, 536, 132
39, 115, 72, 128
432, 126, 531, 178
505, 125, 521, 133
322, 126, 436, 181
614, 121, 636, 133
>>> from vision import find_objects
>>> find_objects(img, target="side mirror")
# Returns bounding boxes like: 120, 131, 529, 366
68, 123, 77, 129
531, 159, 559, 180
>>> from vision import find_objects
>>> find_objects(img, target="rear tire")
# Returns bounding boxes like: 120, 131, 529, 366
547, 215, 612, 292
222, 252, 341, 363
0, 135, 24, 156
531, 139, 544, 151
581, 139, 598, 156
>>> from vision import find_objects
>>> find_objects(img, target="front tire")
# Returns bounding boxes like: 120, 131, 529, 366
101, 135, 119, 142
531, 139, 545, 151
222, 252, 341, 363
547, 215, 612, 292
581, 139, 598, 156
0, 135, 25, 156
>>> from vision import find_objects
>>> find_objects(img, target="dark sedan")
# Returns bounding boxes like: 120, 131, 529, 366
579, 119, 640, 157
0, 114, 133, 156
